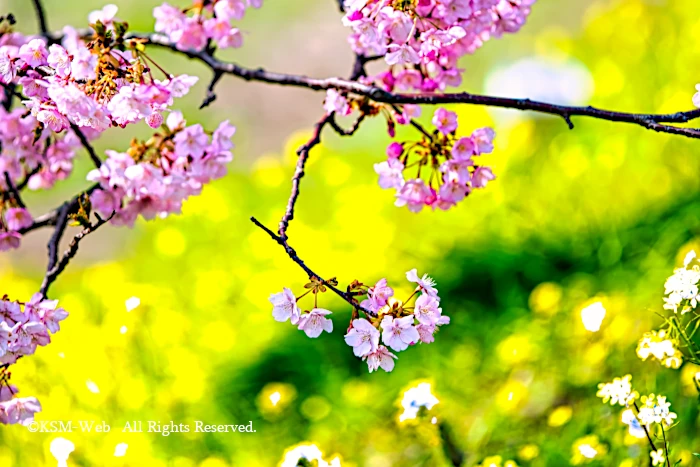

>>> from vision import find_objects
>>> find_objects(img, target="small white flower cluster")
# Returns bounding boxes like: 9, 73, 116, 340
637, 394, 677, 427
663, 250, 700, 314
597, 376, 677, 450
596, 375, 638, 407
636, 330, 682, 369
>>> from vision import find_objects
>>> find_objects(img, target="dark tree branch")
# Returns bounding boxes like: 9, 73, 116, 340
2, 172, 25, 208
251, 216, 373, 315
200, 70, 224, 109
40, 202, 70, 296
123, 32, 700, 139
40, 212, 114, 298
1, 83, 15, 111
18, 184, 99, 236
328, 112, 366, 136
70, 123, 101, 168
277, 113, 333, 242
30, 0, 48, 34
16, 165, 42, 191
39, 30, 700, 139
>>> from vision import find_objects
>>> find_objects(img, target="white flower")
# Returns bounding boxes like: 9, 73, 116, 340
650, 449, 665, 466
596, 375, 637, 406
399, 382, 439, 422
638, 394, 677, 427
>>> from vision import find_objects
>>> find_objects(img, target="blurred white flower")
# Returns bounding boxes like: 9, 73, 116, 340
280, 443, 339, 467
581, 302, 606, 332
114, 443, 128, 457
399, 382, 439, 422
621, 409, 646, 439
578, 444, 598, 459
125, 297, 140, 312
50, 438, 75, 467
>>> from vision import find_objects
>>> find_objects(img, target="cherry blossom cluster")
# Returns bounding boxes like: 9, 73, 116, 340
153, 0, 263, 52
269, 269, 449, 373
0, 5, 198, 135
0, 205, 32, 251
87, 112, 236, 226
374, 106, 496, 211
0, 294, 69, 425
0, 106, 83, 194
342, 0, 536, 92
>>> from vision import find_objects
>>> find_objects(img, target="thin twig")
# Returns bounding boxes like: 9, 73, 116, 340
277, 113, 333, 241
40, 202, 70, 296
661, 423, 671, 467
40, 212, 114, 297
251, 216, 373, 315
70, 123, 101, 168
329, 113, 366, 136
30, 0, 49, 34
2, 172, 25, 208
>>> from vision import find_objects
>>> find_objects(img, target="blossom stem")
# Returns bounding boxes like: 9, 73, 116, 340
660, 424, 671, 467
671, 315, 700, 363
633, 402, 658, 452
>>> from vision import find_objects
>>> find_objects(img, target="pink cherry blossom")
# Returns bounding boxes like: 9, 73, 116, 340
364, 345, 397, 373
88, 4, 119, 27
374, 158, 404, 190
174, 124, 208, 158
471, 128, 496, 155
432, 108, 458, 134
0, 397, 41, 426
344, 318, 380, 357
395, 179, 431, 212
472, 166, 496, 188
0, 232, 21, 251
323, 89, 351, 116
18, 39, 47, 68
4, 208, 33, 231
406, 269, 439, 298
386, 142, 403, 159
47, 44, 71, 77
385, 43, 420, 65
451, 137, 475, 161
414, 294, 442, 325
298, 308, 333, 338
269, 288, 300, 325
380, 315, 419, 352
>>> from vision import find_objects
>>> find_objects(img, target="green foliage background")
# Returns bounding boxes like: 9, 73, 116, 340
1, 0, 699, 465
